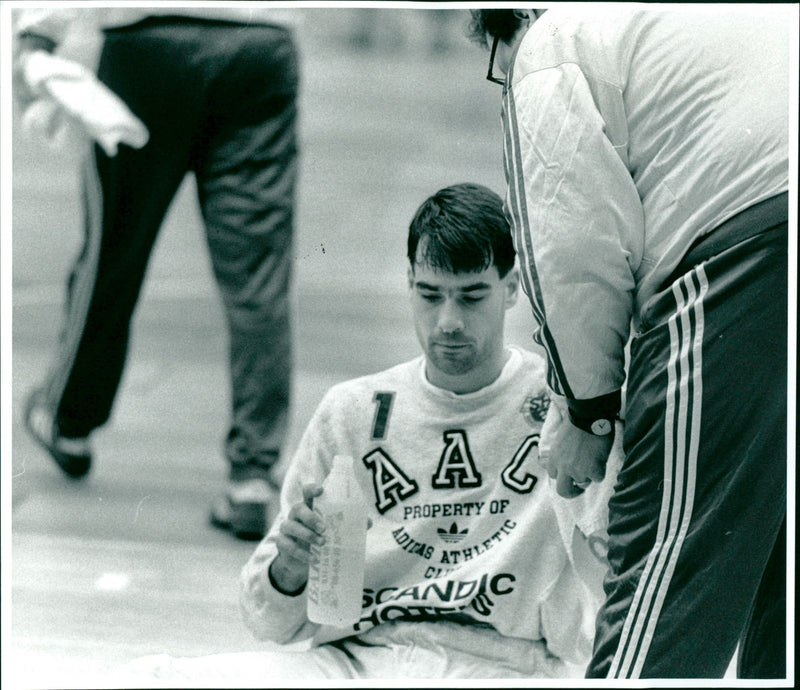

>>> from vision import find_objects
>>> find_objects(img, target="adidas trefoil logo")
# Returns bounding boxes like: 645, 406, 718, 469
437, 522, 469, 544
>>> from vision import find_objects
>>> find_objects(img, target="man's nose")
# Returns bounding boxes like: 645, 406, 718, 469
437, 299, 464, 334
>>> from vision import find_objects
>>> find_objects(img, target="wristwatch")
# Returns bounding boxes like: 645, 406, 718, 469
566, 390, 621, 436
568, 410, 615, 436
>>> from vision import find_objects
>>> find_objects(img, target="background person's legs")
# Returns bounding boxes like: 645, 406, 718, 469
27, 25, 200, 475
194, 24, 299, 539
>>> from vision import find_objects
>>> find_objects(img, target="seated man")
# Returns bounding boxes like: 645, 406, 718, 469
124, 183, 620, 683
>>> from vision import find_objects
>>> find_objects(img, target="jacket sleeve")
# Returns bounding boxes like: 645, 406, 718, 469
238, 395, 339, 645
503, 63, 643, 400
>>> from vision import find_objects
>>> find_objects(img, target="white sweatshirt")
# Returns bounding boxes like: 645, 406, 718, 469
503, 6, 790, 400
240, 347, 612, 668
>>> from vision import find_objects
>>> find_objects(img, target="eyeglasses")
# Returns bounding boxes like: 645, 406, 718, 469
486, 35, 505, 85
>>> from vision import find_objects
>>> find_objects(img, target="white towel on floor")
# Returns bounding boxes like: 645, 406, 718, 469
20, 50, 149, 156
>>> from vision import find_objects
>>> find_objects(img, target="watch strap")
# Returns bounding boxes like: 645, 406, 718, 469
566, 390, 621, 436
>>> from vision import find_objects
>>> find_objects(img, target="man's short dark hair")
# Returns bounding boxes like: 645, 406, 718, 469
467, 9, 526, 48
408, 183, 515, 278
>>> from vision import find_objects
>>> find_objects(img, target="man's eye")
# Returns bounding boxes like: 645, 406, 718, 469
420, 293, 440, 302
462, 295, 485, 304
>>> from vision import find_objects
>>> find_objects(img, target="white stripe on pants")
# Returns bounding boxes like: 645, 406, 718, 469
609, 267, 707, 679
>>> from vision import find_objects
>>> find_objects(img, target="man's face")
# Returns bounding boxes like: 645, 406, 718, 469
409, 252, 519, 394
494, 37, 516, 77
485, 9, 538, 79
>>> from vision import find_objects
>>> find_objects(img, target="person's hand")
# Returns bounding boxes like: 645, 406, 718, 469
268, 482, 325, 595
13, 33, 57, 110
543, 416, 614, 498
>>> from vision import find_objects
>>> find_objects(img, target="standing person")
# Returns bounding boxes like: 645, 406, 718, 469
119, 183, 621, 683
13, 6, 300, 540
468, 6, 790, 679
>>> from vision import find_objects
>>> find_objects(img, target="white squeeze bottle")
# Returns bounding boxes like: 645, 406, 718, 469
306, 454, 368, 627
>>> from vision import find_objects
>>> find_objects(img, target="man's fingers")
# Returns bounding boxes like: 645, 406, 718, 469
290, 495, 325, 532
280, 515, 324, 547
274, 533, 312, 565
539, 454, 558, 479
556, 471, 587, 498
587, 457, 607, 483
302, 482, 323, 507
275, 513, 327, 566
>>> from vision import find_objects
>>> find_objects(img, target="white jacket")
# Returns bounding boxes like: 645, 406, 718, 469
503, 6, 790, 399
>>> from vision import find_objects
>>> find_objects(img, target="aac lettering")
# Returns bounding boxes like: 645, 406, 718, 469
363, 432, 540, 514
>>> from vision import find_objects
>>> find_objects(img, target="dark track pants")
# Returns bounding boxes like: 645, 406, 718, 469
588, 198, 788, 678
42, 17, 298, 479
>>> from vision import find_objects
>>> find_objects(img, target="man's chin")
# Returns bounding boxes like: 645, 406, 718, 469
430, 354, 475, 377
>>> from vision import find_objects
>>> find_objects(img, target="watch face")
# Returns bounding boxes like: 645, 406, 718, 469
590, 419, 612, 436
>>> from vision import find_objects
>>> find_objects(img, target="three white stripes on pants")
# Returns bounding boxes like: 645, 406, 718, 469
609, 266, 708, 678
49, 142, 104, 406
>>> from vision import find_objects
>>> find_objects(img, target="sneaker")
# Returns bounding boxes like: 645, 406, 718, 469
209, 477, 279, 541
24, 390, 92, 478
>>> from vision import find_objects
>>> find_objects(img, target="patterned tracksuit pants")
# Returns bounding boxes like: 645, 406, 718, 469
44, 17, 299, 478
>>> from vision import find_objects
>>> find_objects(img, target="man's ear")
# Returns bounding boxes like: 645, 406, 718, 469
505, 267, 520, 309
407, 265, 415, 289
512, 9, 536, 24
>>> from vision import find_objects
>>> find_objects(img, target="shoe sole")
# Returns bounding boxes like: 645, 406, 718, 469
23, 391, 92, 479
210, 500, 267, 541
